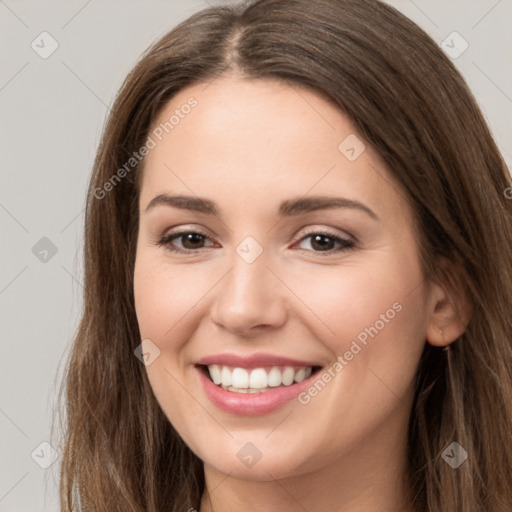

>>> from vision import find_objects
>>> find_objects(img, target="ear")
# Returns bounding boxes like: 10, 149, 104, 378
425, 258, 474, 347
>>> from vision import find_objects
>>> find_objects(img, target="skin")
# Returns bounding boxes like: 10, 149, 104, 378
133, 74, 471, 512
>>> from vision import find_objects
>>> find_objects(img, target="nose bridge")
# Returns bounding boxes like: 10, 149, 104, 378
210, 236, 287, 333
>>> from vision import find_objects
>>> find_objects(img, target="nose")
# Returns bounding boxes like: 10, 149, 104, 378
209, 248, 288, 337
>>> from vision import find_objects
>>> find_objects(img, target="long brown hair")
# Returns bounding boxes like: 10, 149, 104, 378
54, 0, 512, 510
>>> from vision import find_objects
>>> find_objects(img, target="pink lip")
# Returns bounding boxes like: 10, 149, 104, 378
195, 365, 320, 416
196, 352, 319, 369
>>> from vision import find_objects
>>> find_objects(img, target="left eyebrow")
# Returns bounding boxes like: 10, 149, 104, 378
278, 195, 379, 221
144, 194, 380, 221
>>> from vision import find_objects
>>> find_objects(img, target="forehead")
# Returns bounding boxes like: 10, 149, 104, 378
139, 76, 410, 224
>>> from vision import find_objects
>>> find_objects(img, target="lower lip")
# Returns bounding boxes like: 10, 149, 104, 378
196, 365, 318, 416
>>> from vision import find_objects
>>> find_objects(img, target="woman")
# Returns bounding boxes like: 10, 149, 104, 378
55, 0, 512, 511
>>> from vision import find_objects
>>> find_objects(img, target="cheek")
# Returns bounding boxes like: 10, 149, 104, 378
133, 256, 211, 445
282, 253, 427, 461
133, 255, 209, 343
289, 250, 427, 374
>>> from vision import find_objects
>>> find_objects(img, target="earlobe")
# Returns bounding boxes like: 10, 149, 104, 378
425, 265, 474, 348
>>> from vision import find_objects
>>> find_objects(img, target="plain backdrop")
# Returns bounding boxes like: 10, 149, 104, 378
1, 1, 511, 510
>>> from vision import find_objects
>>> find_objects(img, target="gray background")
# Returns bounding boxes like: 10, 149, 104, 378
1, 1, 511, 510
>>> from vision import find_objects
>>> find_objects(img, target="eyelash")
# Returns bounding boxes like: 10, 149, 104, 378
154, 229, 356, 256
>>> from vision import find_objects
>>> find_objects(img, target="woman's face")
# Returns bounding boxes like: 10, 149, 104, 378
133, 75, 434, 480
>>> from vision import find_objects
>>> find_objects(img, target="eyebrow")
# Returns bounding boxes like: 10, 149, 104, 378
144, 194, 379, 221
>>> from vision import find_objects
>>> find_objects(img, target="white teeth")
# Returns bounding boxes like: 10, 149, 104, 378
249, 368, 268, 389
206, 364, 314, 390
209, 364, 222, 385
267, 367, 282, 387
231, 368, 249, 388
223, 386, 274, 394
294, 367, 306, 383
221, 366, 232, 386
282, 367, 295, 386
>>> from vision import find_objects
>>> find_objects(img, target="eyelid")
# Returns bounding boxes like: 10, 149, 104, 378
159, 224, 355, 242
155, 224, 357, 256
294, 226, 356, 244
157, 225, 214, 243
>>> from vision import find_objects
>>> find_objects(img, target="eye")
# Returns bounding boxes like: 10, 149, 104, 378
293, 230, 356, 255
154, 229, 356, 255
155, 231, 215, 253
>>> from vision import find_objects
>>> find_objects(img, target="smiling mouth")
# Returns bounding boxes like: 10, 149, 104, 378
198, 364, 323, 393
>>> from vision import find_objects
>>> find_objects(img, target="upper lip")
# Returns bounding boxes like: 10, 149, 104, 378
196, 352, 322, 369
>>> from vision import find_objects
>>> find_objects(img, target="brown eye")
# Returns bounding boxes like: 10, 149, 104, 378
178, 233, 207, 250
155, 229, 356, 256
157, 231, 215, 253
294, 231, 355, 255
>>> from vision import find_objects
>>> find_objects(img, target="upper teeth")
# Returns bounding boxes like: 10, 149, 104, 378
207, 365, 312, 389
